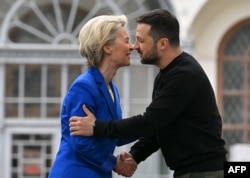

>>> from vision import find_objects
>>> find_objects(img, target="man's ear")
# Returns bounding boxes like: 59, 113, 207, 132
103, 44, 112, 54
158, 38, 169, 50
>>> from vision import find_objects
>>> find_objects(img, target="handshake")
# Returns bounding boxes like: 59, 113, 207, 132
113, 152, 137, 177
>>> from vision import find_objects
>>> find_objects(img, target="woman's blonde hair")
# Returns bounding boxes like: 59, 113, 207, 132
79, 15, 127, 68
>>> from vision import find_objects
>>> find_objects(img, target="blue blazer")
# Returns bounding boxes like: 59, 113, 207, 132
48, 67, 135, 178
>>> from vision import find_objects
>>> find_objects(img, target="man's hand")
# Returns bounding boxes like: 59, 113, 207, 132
113, 152, 137, 177
69, 105, 96, 136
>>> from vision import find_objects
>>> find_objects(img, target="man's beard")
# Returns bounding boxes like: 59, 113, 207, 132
140, 44, 159, 65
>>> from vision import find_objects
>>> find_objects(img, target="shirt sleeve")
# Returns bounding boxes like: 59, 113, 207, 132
129, 135, 160, 164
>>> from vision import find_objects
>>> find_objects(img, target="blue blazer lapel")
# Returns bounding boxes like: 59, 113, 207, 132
90, 68, 119, 120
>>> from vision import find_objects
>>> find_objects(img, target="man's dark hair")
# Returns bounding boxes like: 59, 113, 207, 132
136, 8, 180, 47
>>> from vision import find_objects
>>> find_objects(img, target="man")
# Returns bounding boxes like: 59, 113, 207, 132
70, 8, 227, 178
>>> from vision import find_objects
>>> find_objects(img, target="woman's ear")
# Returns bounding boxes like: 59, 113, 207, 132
103, 44, 112, 54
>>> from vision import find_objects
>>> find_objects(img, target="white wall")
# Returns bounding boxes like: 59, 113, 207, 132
190, 0, 250, 91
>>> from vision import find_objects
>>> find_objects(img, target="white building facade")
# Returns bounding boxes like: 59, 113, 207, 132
0, 0, 249, 178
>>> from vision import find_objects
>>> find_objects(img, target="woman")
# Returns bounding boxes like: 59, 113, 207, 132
48, 15, 135, 178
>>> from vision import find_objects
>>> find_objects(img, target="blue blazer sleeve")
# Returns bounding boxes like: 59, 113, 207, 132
62, 77, 116, 172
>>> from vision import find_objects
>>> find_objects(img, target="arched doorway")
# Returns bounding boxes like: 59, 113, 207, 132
190, 0, 250, 160
218, 19, 250, 150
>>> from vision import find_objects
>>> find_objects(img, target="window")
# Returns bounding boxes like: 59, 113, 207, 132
11, 134, 53, 178
218, 19, 250, 149
5, 63, 84, 119
5, 64, 61, 119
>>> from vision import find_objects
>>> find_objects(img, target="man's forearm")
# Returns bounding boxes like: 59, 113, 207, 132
93, 115, 152, 138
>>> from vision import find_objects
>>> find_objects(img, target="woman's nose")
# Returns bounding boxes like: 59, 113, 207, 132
129, 44, 135, 50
